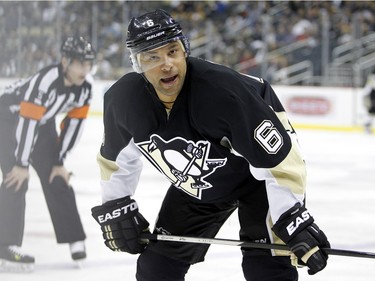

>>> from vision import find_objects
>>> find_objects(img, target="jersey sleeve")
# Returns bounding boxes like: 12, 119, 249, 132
194, 73, 306, 224
15, 73, 50, 167
57, 106, 90, 165
54, 74, 94, 165
97, 79, 143, 203
98, 138, 143, 203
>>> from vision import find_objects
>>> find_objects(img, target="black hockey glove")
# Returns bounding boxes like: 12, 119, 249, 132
272, 204, 330, 275
91, 196, 150, 254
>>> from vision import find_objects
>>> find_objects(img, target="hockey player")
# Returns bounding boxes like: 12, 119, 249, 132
91, 9, 330, 280
0, 36, 96, 272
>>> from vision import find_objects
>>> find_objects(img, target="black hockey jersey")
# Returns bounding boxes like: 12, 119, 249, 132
0, 63, 93, 167
98, 57, 306, 224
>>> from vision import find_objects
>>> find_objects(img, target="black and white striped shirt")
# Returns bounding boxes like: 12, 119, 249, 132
0, 63, 93, 167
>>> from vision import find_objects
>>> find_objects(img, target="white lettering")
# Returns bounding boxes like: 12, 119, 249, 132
146, 31, 165, 41
112, 209, 121, 219
302, 210, 310, 221
145, 19, 154, 27
286, 210, 311, 236
98, 202, 138, 223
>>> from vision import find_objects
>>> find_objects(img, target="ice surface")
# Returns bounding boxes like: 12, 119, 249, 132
1, 115, 375, 281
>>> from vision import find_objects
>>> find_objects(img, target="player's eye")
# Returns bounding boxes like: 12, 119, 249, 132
141, 54, 160, 63
169, 48, 181, 56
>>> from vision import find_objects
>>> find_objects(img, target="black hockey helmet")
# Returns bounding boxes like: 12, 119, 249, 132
61, 36, 96, 61
126, 9, 190, 73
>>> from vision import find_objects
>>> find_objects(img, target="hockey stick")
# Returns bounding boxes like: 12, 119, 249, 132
141, 233, 375, 259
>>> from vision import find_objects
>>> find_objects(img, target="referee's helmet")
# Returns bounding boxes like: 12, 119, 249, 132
61, 36, 96, 61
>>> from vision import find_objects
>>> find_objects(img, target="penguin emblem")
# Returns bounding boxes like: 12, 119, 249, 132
137, 134, 227, 199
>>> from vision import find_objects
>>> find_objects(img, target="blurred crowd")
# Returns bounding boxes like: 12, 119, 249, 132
0, 1, 374, 82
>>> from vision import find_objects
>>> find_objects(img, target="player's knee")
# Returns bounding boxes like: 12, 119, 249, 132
136, 249, 190, 281
242, 255, 298, 281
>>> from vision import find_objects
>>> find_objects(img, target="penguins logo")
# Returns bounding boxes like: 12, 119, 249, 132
137, 135, 227, 199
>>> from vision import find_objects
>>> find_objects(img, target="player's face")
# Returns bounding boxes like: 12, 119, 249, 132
141, 41, 187, 100
62, 58, 93, 86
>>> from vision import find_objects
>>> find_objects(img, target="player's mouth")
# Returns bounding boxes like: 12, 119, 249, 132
160, 75, 178, 86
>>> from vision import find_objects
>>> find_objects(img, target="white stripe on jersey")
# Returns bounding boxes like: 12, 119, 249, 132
24, 74, 39, 101
15, 117, 38, 166
14, 118, 24, 159
41, 94, 66, 123
22, 120, 38, 166
59, 118, 79, 161
74, 119, 85, 147
39, 67, 59, 94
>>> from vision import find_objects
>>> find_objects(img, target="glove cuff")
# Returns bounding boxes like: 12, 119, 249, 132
272, 204, 314, 243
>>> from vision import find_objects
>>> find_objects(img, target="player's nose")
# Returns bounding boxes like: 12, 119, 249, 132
161, 56, 173, 71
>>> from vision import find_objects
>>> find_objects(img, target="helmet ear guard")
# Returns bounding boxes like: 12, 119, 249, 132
126, 9, 190, 73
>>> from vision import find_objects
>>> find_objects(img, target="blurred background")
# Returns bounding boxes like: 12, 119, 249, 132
0, 0, 374, 87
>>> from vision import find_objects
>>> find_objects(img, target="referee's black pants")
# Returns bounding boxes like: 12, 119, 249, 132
0, 117, 86, 247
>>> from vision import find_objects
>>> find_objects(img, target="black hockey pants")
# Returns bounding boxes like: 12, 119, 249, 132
136, 185, 298, 281
0, 117, 86, 246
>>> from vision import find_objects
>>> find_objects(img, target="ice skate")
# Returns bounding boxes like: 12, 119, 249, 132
0, 245, 35, 273
69, 241, 86, 268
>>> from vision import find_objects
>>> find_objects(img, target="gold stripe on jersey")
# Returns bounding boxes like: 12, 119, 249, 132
68, 105, 90, 119
274, 110, 294, 132
19, 101, 47, 120
270, 110, 306, 194
97, 153, 119, 181
269, 142, 306, 195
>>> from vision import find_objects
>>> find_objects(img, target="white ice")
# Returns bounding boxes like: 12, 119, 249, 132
2, 115, 375, 281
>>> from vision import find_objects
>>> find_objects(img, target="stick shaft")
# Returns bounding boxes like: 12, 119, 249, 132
141, 233, 375, 259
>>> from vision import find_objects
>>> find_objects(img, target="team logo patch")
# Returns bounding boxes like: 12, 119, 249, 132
136, 135, 227, 199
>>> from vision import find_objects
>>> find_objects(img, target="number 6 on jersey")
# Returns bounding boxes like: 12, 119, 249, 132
254, 120, 283, 154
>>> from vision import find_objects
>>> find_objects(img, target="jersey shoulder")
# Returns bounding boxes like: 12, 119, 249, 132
188, 57, 266, 108
104, 72, 144, 103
